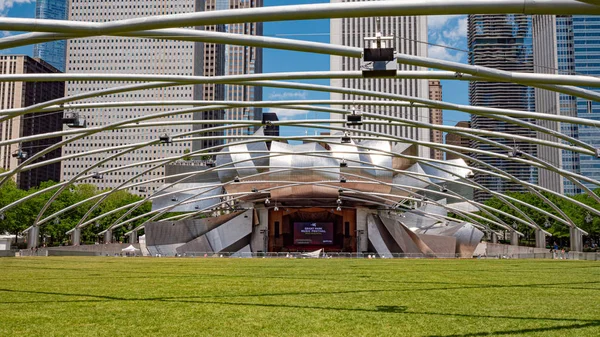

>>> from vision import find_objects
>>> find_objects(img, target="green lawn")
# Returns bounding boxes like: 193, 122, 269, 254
0, 257, 599, 337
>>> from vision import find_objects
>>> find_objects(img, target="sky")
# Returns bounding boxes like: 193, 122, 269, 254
0, 0, 470, 136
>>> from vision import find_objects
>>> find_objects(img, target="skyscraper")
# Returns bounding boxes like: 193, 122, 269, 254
203, 0, 263, 142
33, 0, 67, 72
429, 80, 443, 160
533, 15, 600, 195
330, 0, 430, 157
62, 0, 262, 194
0, 55, 64, 190
468, 14, 537, 202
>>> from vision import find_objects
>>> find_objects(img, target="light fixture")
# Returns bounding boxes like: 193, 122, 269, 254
336, 206, 342, 211
252, 187, 258, 193
171, 197, 178, 202
340, 159, 347, 168
341, 132, 351, 144
440, 184, 448, 192
159, 133, 172, 144
466, 171, 475, 179
234, 176, 240, 183
274, 205, 279, 211
62, 110, 87, 128
264, 198, 270, 205
340, 176, 347, 183
346, 110, 362, 126
508, 147, 523, 158
336, 198, 342, 205
11, 149, 28, 160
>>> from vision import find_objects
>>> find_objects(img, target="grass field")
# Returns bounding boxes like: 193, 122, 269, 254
1, 258, 599, 337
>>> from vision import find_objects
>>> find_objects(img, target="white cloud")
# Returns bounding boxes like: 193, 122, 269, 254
0, 0, 34, 16
427, 15, 468, 63
428, 15, 462, 30
428, 45, 463, 63
442, 17, 467, 42
267, 91, 308, 100
265, 107, 309, 121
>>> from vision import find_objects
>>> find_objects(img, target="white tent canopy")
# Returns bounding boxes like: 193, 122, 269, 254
121, 245, 140, 252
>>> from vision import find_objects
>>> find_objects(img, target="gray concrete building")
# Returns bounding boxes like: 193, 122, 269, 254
62, 0, 262, 195
330, 0, 430, 157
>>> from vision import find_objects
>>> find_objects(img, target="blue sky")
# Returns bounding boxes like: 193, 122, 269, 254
1, 0, 470, 136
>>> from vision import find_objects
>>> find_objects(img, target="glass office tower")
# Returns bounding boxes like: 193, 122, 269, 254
468, 14, 538, 202
33, 0, 67, 72
570, 16, 600, 192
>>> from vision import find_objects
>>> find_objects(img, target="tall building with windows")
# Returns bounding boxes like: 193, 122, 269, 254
445, 121, 471, 161
566, 15, 600, 194
33, 0, 67, 72
468, 14, 537, 202
330, 0, 429, 157
0, 55, 64, 190
533, 15, 600, 195
62, 0, 262, 194
429, 80, 443, 160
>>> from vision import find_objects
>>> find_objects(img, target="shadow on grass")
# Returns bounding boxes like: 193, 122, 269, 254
426, 321, 600, 337
1, 287, 599, 335
1, 280, 600, 304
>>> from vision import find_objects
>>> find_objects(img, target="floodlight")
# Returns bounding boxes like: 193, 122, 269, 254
508, 147, 523, 158
340, 159, 348, 168
340, 176, 347, 183
11, 150, 28, 160
159, 133, 172, 144
341, 132, 351, 144
346, 112, 362, 126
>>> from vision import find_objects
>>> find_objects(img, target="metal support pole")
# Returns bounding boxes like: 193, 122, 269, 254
27, 226, 39, 249
104, 230, 112, 244
510, 231, 519, 246
72, 227, 81, 246
130, 230, 138, 244
535, 229, 546, 249
491, 232, 498, 244
570, 227, 583, 252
